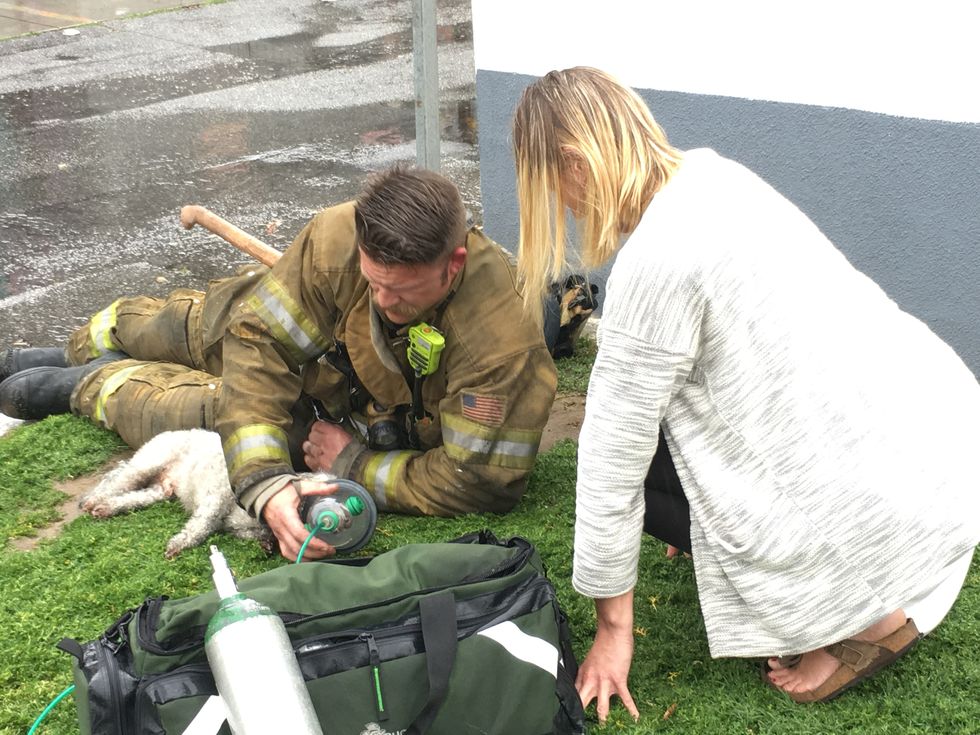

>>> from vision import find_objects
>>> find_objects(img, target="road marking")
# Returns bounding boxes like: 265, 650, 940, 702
0, 3, 93, 24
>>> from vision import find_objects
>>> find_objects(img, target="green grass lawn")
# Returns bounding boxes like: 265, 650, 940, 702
0, 346, 977, 734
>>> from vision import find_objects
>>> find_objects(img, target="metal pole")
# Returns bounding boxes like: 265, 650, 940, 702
412, 0, 440, 170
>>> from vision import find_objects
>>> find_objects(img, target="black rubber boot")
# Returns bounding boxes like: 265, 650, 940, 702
0, 352, 125, 420
0, 347, 69, 382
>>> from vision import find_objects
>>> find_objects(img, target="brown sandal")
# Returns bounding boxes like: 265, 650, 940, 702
787, 618, 922, 703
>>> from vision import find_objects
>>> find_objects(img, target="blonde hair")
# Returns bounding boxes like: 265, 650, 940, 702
512, 67, 683, 312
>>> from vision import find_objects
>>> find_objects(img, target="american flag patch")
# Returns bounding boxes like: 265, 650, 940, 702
461, 393, 505, 425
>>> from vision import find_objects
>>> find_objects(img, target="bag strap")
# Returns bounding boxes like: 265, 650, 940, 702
407, 591, 457, 735
56, 637, 84, 660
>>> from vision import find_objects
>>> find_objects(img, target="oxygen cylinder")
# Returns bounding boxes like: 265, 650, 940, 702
204, 546, 324, 735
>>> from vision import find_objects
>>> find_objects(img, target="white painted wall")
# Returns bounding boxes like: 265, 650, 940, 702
473, 0, 980, 123
472, 0, 980, 376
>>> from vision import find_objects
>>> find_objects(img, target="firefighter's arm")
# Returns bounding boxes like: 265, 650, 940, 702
215, 214, 342, 515
329, 344, 558, 516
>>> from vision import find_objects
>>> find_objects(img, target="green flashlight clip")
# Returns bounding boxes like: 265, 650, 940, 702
407, 323, 445, 376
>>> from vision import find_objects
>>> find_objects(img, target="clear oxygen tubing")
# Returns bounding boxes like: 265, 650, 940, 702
205, 546, 324, 735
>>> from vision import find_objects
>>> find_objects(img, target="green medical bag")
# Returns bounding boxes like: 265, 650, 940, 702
60, 531, 586, 735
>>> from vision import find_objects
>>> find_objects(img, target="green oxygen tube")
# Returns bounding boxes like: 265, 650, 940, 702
205, 546, 324, 735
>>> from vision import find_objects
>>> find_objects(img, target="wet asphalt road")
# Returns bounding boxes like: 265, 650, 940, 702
0, 0, 480, 347
0, 0, 480, 433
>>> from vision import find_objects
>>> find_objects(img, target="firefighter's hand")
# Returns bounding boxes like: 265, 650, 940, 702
262, 479, 338, 561
303, 420, 353, 471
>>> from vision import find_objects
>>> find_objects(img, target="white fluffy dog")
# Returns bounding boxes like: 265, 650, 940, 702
79, 429, 276, 558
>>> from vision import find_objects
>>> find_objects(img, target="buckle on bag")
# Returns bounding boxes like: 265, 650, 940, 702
100, 609, 135, 654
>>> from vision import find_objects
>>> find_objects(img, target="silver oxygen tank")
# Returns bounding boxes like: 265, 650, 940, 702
205, 546, 324, 735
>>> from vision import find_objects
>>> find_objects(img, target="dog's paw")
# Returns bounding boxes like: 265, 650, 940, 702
78, 493, 104, 512
87, 504, 112, 519
164, 541, 184, 559
259, 535, 277, 556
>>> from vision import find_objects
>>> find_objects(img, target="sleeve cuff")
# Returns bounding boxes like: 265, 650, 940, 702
329, 439, 368, 480
241, 473, 299, 520
571, 568, 639, 599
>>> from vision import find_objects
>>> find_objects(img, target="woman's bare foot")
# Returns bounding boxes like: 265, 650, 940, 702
766, 609, 906, 694
767, 648, 841, 692
765, 654, 801, 672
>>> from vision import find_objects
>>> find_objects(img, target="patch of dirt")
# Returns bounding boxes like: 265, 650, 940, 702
540, 393, 586, 452
9, 449, 133, 552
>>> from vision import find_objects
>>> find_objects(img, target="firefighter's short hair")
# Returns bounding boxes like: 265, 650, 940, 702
355, 165, 467, 266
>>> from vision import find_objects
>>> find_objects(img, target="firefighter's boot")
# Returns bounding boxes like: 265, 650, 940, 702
0, 347, 69, 382
0, 352, 125, 420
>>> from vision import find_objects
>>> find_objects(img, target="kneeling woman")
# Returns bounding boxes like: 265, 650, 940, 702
511, 66, 979, 718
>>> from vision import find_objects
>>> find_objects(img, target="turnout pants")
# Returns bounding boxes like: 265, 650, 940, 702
65, 267, 265, 374
66, 269, 294, 452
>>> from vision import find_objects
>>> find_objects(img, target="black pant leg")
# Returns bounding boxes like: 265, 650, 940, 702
542, 289, 561, 355
642, 430, 692, 553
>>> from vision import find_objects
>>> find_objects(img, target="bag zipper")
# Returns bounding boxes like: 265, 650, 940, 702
361, 633, 388, 722
98, 609, 135, 735
295, 576, 552, 658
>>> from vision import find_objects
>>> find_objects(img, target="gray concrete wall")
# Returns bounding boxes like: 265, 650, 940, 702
477, 69, 980, 376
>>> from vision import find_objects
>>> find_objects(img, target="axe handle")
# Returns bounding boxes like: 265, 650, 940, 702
180, 205, 282, 267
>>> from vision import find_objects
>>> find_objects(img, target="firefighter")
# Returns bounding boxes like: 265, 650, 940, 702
0, 166, 565, 560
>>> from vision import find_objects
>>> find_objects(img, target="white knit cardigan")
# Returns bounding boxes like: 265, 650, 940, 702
572, 149, 980, 657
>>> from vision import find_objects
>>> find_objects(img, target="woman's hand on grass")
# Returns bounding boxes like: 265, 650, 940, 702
576, 592, 640, 722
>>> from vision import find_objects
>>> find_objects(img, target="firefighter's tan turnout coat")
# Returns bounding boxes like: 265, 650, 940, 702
70, 203, 557, 518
